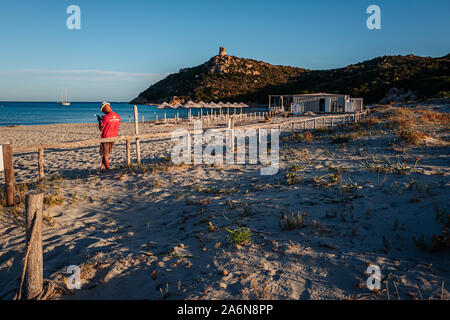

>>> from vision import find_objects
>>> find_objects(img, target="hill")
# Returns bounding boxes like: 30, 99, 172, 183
130, 48, 450, 105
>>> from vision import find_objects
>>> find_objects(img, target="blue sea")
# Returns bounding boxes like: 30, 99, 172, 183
0, 102, 265, 127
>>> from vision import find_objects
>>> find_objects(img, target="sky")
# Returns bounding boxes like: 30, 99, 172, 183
0, 0, 449, 102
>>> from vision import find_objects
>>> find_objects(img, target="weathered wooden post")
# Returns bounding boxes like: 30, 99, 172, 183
23, 191, 44, 300
0, 145, 3, 173
38, 147, 44, 181
313, 119, 316, 129
126, 138, 131, 166
134, 105, 141, 165
331, 117, 333, 127
142, 115, 144, 123
2, 144, 15, 206
228, 117, 234, 150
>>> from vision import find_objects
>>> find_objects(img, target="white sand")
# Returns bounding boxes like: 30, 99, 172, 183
0, 108, 449, 300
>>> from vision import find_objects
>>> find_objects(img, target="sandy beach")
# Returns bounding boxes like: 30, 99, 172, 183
1, 103, 449, 300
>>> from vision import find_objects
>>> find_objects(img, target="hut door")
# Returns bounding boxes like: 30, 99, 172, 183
319, 99, 325, 112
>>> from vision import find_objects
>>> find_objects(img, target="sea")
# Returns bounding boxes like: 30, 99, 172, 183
0, 102, 267, 127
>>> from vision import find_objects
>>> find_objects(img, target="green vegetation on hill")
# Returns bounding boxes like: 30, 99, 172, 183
130, 53, 450, 105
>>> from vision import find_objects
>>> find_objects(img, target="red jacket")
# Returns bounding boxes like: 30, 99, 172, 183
101, 111, 121, 138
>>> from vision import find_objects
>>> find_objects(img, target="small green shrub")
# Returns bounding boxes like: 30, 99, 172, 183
225, 227, 253, 245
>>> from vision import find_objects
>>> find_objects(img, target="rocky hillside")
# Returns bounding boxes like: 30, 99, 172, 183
130, 49, 450, 105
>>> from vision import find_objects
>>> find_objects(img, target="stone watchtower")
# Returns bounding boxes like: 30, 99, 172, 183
219, 47, 226, 57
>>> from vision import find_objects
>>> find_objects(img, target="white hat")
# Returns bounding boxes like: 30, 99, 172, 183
101, 101, 110, 112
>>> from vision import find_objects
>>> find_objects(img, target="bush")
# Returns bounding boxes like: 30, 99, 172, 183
304, 132, 313, 142
384, 108, 416, 129
280, 211, 307, 230
285, 171, 300, 185
332, 133, 352, 144
418, 110, 450, 125
398, 129, 427, 145
225, 227, 253, 245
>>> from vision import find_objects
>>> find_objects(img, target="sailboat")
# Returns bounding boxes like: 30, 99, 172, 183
57, 88, 71, 106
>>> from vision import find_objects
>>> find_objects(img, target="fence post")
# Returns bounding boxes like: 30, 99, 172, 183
38, 147, 44, 181
126, 138, 131, 167
2, 144, 15, 206
231, 116, 235, 148
23, 191, 44, 300
227, 119, 234, 150
134, 105, 141, 165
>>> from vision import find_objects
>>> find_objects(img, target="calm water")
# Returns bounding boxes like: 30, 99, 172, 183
0, 102, 265, 126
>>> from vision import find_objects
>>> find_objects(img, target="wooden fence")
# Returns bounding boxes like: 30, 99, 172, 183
2, 109, 368, 206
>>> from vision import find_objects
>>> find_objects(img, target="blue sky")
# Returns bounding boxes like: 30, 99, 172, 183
0, 0, 449, 101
